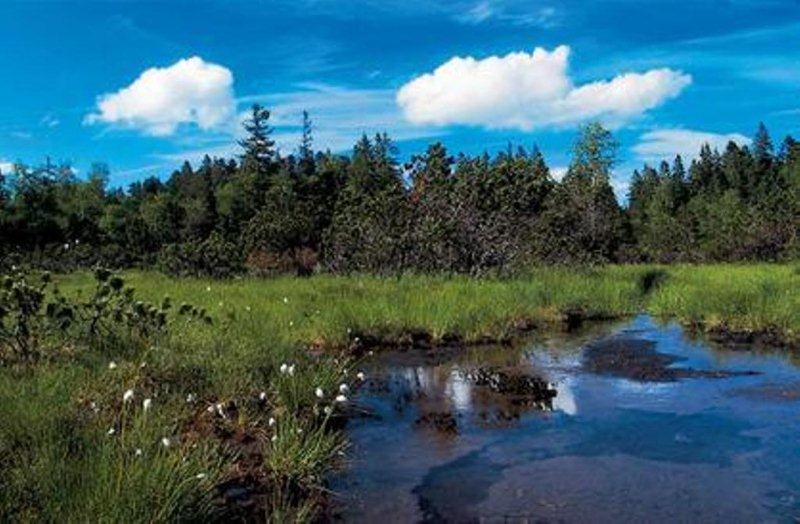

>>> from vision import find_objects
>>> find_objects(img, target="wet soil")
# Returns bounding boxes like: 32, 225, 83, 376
582, 335, 760, 382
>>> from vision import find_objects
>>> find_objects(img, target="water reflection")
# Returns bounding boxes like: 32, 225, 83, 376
333, 315, 800, 522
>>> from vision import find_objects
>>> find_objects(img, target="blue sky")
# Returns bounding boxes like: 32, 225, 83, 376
1, 0, 799, 196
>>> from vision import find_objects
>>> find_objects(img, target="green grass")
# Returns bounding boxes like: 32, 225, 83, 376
2, 264, 798, 521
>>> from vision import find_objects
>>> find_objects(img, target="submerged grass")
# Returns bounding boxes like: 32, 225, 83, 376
1, 264, 797, 521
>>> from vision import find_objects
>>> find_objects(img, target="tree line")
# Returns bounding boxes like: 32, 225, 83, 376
1, 106, 798, 276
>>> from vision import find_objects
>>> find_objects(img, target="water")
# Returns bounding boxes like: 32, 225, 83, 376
332, 315, 800, 522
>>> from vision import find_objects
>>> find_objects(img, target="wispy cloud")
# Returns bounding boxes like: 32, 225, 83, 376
632, 128, 751, 164
455, 1, 559, 27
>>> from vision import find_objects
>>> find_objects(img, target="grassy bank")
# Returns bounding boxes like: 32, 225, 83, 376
1, 264, 797, 521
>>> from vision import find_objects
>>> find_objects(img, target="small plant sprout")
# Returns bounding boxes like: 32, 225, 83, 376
335, 394, 348, 403
315, 387, 324, 399
339, 384, 349, 394
357, 371, 366, 381
123, 389, 134, 403
108, 361, 117, 370
142, 398, 152, 411
161, 437, 171, 448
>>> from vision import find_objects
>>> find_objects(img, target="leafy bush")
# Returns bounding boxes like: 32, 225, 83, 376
0, 267, 210, 364
158, 232, 243, 278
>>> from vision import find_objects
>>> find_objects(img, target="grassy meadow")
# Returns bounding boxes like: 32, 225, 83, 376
1, 263, 798, 521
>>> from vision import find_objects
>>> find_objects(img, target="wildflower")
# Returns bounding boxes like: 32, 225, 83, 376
206, 405, 215, 414
357, 372, 366, 381
216, 403, 226, 418
259, 391, 267, 401
142, 398, 152, 411
186, 393, 196, 403
90, 401, 99, 413
315, 387, 324, 399
218, 301, 224, 307
296, 428, 303, 435
271, 435, 278, 442
123, 389, 134, 403
139, 362, 147, 369
108, 361, 117, 370
283, 296, 289, 304
63, 243, 70, 251
107, 427, 116, 436
288, 364, 295, 376
135, 448, 143, 457
161, 437, 171, 448
324, 406, 333, 415
289, 321, 294, 327
279, 363, 289, 374
268, 417, 276, 427
196, 473, 207, 480
335, 394, 348, 403
339, 384, 349, 394
245, 306, 251, 312
206, 285, 211, 292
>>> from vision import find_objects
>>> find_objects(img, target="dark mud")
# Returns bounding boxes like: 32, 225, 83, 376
582, 335, 760, 382
414, 412, 459, 435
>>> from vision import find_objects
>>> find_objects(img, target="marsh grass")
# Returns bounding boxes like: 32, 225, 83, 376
2, 264, 797, 521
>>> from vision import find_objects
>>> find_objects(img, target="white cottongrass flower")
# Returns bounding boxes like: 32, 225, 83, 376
122, 389, 134, 403
324, 406, 333, 415
268, 417, 276, 427
107, 427, 116, 436
339, 384, 349, 394
161, 437, 171, 448
206, 404, 215, 414
315, 387, 324, 399
296, 428, 303, 435
283, 297, 289, 304
196, 473, 207, 480
357, 372, 366, 381
335, 394, 348, 403
218, 301, 224, 307
215, 403, 226, 418
142, 398, 152, 411
245, 306, 251, 312
271, 435, 278, 442
259, 391, 267, 401
289, 321, 294, 327
186, 393, 196, 403
108, 361, 117, 370
90, 401, 99, 413
135, 448, 142, 456
206, 285, 211, 292
287, 364, 295, 376
279, 363, 289, 374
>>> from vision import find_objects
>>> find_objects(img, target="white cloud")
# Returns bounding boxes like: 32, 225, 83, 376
397, 45, 691, 131
633, 128, 750, 163
0, 161, 14, 174
86, 56, 235, 136
550, 166, 568, 181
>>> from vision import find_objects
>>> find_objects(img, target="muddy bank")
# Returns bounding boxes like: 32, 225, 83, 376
582, 335, 759, 382
337, 309, 623, 357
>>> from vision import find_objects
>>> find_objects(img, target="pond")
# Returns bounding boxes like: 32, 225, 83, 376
331, 315, 800, 522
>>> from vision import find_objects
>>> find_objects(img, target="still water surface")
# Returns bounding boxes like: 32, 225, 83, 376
333, 315, 800, 522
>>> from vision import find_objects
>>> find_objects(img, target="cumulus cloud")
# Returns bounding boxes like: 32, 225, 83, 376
86, 56, 235, 136
633, 128, 750, 163
397, 45, 691, 131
